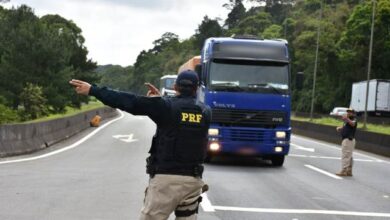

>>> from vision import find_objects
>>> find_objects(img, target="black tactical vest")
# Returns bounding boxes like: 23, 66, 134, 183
341, 117, 357, 140
147, 96, 209, 176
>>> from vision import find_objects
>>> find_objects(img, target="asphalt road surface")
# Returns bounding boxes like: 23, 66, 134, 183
1, 111, 389, 220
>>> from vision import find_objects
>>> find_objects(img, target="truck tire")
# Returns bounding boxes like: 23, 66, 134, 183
271, 155, 285, 167
204, 154, 213, 163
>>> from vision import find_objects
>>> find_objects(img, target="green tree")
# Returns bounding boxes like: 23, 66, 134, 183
130, 32, 199, 94
194, 16, 223, 50
262, 24, 283, 38
97, 65, 134, 91
0, 104, 19, 124
0, 96, 19, 124
234, 12, 272, 36
0, 6, 97, 116
0, 5, 41, 109
248, 0, 295, 23
40, 14, 98, 110
19, 83, 48, 120
224, 0, 246, 29
331, 0, 390, 110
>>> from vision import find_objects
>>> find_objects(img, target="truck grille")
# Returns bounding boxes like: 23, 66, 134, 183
227, 129, 270, 143
211, 108, 286, 127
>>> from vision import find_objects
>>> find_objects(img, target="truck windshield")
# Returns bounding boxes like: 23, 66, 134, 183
209, 59, 289, 94
163, 78, 175, 90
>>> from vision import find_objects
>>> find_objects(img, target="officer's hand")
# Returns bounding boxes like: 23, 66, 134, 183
336, 126, 342, 132
145, 83, 161, 97
69, 79, 91, 96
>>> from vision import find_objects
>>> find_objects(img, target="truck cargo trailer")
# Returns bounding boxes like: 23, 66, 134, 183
350, 79, 390, 116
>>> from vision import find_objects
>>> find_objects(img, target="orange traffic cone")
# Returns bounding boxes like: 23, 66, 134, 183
90, 115, 101, 127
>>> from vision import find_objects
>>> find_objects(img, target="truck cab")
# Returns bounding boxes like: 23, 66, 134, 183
197, 36, 291, 166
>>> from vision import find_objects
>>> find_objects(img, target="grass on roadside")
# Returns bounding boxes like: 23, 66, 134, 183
292, 116, 390, 135
24, 101, 105, 123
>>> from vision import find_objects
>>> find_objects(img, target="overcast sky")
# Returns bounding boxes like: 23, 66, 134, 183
3, 0, 236, 66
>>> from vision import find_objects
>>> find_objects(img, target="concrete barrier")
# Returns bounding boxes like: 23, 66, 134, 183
292, 120, 390, 157
0, 107, 118, 157
293, 112, 390, 125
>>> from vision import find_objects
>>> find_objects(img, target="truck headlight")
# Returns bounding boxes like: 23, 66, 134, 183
274, 146, 283, 152
276, 131, 286, 139
208, 128, 219, 136
209, 142, 221, 152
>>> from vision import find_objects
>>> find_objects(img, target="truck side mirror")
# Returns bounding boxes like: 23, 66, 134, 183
195, 64, 202, 85
296, 72, 304, 90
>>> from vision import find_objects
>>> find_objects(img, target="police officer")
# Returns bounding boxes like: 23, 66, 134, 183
69, 70, 211, 220
336, 108, 357, 177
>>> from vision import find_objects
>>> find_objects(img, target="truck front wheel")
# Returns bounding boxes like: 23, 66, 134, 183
271, 155, 285, 167
204, 154, 213, 163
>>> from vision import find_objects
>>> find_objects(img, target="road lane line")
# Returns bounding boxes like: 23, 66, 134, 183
201, 193, 215, 212
0, 110, 124, 165
291, 143, 315, 152
212, 206, 390, 217
292, 135, 388, 163
289, 154, 308, 158
304, 164, 342, 180
112, 133, 138, 143
289, 154, 375, 162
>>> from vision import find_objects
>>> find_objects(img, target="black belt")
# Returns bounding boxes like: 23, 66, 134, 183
149, 165, 203, 178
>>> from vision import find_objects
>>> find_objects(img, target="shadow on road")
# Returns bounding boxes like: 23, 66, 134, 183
206, 155, 282, 168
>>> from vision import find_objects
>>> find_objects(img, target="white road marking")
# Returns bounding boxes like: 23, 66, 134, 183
304, 164, 343, 180
112, 133, 138, 143
291, 143, 315, 152
201, 193, 215, 212
211, 206, 390, 217
134, 116, 147, 120
0, 110, 124, 165
292, 135, 388, 163
289, 154, 376, 163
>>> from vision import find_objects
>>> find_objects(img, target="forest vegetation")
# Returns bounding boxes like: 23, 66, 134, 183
1, 0, 389, 124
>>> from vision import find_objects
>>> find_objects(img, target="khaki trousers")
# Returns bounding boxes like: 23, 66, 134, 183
341, 138, 356, 171
140, 174, 204, 220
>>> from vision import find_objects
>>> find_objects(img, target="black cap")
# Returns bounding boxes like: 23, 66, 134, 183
176, 70, 198, 87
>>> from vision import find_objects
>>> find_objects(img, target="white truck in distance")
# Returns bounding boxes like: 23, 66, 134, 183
350, 79, 390, 116
159, 75, 177, 97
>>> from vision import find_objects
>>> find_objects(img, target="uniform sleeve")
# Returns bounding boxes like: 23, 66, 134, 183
204, 106, 212, 127
89, 85, 168, 124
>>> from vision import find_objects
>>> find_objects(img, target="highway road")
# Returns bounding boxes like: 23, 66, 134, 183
1, 111, 389, 220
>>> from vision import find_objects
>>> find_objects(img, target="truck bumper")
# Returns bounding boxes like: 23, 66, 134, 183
207, 126, 290, 156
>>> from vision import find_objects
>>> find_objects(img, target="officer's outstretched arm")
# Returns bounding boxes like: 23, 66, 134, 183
70, 79, 167, 123
69, 79, 91, 95
145, 83, 161, 97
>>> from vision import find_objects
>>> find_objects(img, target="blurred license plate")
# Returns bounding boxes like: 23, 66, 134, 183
238, 147, 257, 155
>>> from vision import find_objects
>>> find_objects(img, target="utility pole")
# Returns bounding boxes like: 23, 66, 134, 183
363, 0, 376, 129
310, 0, 322, 121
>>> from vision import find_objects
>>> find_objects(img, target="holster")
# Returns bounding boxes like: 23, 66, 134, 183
146, 156, 156, 177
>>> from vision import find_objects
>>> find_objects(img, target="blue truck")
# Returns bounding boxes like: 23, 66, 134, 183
185, 36, 291, 166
